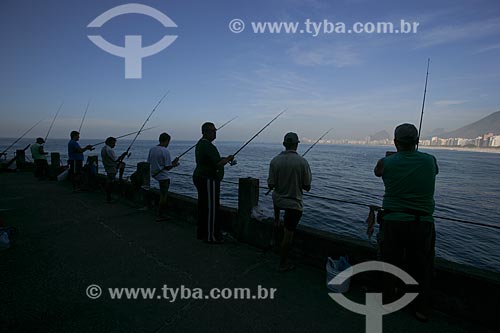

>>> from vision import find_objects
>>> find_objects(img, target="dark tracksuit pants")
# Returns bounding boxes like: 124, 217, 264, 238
380, 218, 435, 315
193, 176, 221, 242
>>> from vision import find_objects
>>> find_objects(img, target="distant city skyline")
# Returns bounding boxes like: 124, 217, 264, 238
1, 0, 500, 142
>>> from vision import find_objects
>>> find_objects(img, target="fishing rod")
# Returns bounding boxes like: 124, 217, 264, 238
90, 126, 158, 147
302, 128, 333, 157
152, 116, 239, 178
266, 127, 333, 196
4, 144, 31, 168
219, 116, 238, 128
176, 116, 238, 159
0, 119, 44, 157
231, 109, 286, 158
417, 58, 430, 150
117, 90, 170, 163
44, 102, 64, 142
78, 100, 91, 133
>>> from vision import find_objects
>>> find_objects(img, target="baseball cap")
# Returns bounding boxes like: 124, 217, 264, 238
283, 132, 300, 144
394, 123, 418, 143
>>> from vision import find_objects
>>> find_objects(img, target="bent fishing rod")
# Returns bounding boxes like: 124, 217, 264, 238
44, 102, 64, 142
0, 119, 44, 156
176, 116, 238, 159
117, 90, 170, 163
266, 127, 333, 195
417, 58, 430, 150
78, 100, 91, 133
90, 126, 158, 147
231, 109, 286, 160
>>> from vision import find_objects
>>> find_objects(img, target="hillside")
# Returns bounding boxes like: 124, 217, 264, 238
369, 130, 390, 140
440, 111, 500, 139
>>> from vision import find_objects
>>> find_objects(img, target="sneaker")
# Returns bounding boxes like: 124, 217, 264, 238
156, 216, 171, 222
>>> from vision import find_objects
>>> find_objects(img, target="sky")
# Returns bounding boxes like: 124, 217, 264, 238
1, 0, 499, 142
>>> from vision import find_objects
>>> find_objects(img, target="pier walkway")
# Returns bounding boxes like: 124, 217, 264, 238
0, 173, 488, 332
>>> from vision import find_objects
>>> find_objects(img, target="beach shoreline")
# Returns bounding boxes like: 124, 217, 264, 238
335, 143, 500, 154
418, 145, 500, 154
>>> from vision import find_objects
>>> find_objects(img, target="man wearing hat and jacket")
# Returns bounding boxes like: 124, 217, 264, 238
193, 122, 234, 243
31, 137, 49, 180
374, 123, 439, 322
268, 132, 312, 272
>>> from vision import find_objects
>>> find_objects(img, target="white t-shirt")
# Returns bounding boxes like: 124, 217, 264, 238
268, 150, 312, 211
101, 145, 117, 174
147, 145, 172, 181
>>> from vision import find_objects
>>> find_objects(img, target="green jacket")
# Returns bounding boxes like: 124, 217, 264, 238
193, 139, 224, 181
382, 150, 439, 222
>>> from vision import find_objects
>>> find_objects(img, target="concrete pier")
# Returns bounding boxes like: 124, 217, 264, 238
0, 172, 494, 332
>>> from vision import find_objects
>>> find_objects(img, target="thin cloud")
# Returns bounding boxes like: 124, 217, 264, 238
287, 43, 362, 67
474, 43, 500, 54
227, 67, 314, 98
416, 18, 500, 48
433, 100, 468, 107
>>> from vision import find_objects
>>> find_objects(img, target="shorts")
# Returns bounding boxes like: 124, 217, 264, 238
283, 208, 303, 231
159, 179, 170, 196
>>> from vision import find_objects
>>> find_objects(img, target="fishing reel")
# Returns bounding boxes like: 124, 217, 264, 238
118, 152, 129, 160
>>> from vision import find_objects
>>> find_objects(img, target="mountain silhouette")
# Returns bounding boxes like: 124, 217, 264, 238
369, 130, 390, 140
439, 111, 500, 139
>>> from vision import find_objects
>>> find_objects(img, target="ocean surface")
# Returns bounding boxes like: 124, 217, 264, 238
2, 138, 500, 272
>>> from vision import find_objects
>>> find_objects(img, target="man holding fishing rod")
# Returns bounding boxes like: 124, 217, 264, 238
148, 132, 180, 222
193, 122, 234, 243
68, 130, 94, 192
268, 132, 311, 272
374, 123, 438, 322
30, 138, 49, 180
101, 137, 127, 203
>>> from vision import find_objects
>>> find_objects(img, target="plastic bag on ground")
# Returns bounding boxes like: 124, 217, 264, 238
251, 205, 274, 222
0, 230, 10, 249
326, 256, 352, 293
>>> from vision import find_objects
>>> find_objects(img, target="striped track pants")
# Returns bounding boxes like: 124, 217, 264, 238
193, 176, 221, 241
